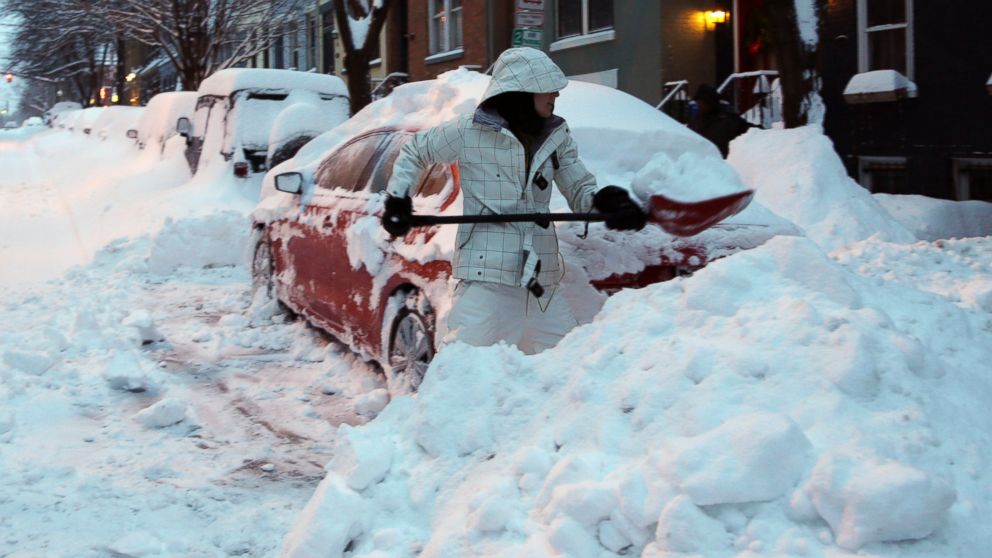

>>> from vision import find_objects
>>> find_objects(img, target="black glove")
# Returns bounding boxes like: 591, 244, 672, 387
382, 195, 414, 237
593, 186, 647, 231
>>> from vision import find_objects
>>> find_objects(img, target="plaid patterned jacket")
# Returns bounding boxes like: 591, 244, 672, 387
387, 108, 598, 289
387, 48, 599, 290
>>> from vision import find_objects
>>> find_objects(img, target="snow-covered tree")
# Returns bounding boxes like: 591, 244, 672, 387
99, 0, 307, 91
2, 0, 119, 105
333, 0, 394, 114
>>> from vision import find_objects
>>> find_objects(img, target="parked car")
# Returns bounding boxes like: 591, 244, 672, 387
251, 71, 788, 395
136, 91, 197, 156
176, 68, 349, 179
43, 101, 82, 126
89, 105, 144, 141
22, 116, 44, 127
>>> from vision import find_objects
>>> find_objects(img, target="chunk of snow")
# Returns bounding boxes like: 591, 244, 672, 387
122, 309, 164, 344
134, 398, 189, 428
658, 412, 812, 505
804, 452, 956, 549
147, 211, 250, 275
280, 476, 369, 558
103, 351, 158, 392
2, 349, 55, 375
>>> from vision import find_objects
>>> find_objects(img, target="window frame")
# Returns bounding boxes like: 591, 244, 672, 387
858, 156, 908, 193
952, 157, 992, 201
555, 0, 614, 40
428, 0, 464, 57
857, 0, 914, 79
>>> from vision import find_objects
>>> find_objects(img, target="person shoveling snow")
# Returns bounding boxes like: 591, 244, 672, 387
381, 47, 748, 354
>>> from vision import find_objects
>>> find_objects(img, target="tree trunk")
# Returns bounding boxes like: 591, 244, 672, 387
760, 0, 825, 128
334, 0, 393, 115
115, 37, 127, 104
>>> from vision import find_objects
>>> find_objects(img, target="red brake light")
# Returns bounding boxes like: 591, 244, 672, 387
233, 162, 249, 178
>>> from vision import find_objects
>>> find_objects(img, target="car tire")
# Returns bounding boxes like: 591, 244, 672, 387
250, 235, 293, 319
384, 290, 436, 397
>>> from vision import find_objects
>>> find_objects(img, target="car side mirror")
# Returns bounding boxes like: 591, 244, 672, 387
126, 129, 138, 139
274, 172, 304, 194
176, 117, 191, 137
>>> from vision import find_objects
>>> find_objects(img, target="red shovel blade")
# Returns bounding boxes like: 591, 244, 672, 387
647, 190, 755, 237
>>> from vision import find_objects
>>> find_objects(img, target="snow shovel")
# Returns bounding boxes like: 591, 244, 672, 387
408, 190, 754, 237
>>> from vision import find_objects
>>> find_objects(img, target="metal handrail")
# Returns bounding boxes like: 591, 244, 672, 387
716, 70, 779, 94
656, 80, 689, 110
717, 70, 781, 128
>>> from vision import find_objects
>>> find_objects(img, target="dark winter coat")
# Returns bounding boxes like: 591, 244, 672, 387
689, 106, 754, 158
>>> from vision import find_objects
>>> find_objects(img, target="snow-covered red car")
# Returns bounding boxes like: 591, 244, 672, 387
250, 70, 788, 393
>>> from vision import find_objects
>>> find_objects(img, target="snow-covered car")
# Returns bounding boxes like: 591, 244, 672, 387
89, 105, 144, 141
136, 91, 197, 156
21, 116, 44, 127
176, 68, 349, 180
251, 69, 788, 393
43, 101, 82, 126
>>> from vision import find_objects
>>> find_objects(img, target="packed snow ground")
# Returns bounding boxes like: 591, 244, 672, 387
2, 81, 991, 558
0, 124, 387, 556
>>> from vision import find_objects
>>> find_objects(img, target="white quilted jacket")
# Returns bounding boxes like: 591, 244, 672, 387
387, 48, 598, 290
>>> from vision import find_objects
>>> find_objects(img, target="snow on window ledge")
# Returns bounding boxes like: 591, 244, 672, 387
843, 70, 918, 104
986, 72, 991, 96
550, 30, 615, 52
425, 48, 465, 65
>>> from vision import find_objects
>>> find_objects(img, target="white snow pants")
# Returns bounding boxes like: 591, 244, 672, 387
444, 280, 578, 355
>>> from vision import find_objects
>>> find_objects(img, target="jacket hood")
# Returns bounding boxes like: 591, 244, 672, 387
480, 47, 568, 104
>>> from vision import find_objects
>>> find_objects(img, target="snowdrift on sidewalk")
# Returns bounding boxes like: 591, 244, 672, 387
728, 125, 917, 251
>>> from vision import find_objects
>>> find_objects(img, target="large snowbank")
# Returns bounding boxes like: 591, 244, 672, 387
284, 231, 989, 556
281, 123, 991, 557
874, 193, 992, 240
728, 125, 917, 251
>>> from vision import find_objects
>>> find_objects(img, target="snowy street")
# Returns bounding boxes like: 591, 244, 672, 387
0, 129, 386, 556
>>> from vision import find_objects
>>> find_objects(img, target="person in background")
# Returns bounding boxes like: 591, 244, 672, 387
381, 47, 645, 354
689, 83, 756, 158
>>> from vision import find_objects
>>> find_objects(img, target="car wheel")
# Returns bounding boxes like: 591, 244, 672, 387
250, 235, 293, 319
384, 290, 436, 396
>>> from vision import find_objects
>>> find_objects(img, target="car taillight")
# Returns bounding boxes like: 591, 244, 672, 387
234, 162, 249, 178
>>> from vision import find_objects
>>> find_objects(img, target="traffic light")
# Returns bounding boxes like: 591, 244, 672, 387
4, 72, 12, 83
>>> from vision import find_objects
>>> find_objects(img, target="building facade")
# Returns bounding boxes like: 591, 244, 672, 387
819, 0, 992, 200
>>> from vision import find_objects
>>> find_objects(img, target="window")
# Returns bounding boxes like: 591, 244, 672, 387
290, 22, 300, 70
429, 0, 463, 55
316, 134, 391, 191
858, 0, 913, 77
858, 156, 907, 194
557, 0, 614, 39
307, 16, 318, 71
953, 158, 992, 201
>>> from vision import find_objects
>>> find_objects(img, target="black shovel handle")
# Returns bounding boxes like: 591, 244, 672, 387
409, 212, 607, 226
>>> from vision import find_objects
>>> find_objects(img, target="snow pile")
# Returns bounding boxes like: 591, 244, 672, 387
874, 193, 992, 240
833, 237, 992, 312
728, 125, 917, 251
284, 232, 990, 556
147, 210, 250, 275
